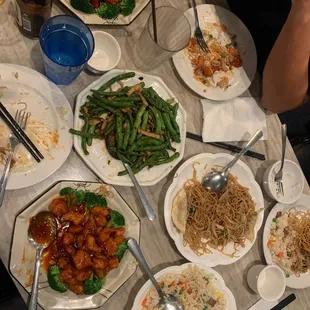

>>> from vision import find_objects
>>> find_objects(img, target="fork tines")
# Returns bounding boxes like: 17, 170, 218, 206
0, 102, 44, 162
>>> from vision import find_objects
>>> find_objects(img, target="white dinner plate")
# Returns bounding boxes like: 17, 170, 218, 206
9, 181, 141, 309
132, 263, 237, 310
164, 153, 264, 267
263, 194, 310, 289
58, 0, 150, 25
0, 63, 73, 190
73, 69, 187, 187
173, 4, 257, 101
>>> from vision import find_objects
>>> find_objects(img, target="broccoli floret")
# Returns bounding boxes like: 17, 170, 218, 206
48, 265, 68, 293
70, 0, 94, 14
83, 273, 106, 295
59, 187, 74, 196
85, 192, 107, 209
119, 0, 135, 16
73, 190, 86, 205
114, 240, 128, 261
107, 210, 125, 228
96, 3, 121, 19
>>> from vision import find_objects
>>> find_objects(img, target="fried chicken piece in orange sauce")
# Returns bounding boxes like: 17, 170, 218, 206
92, 257, 108, 270
76, 267, 92, 282
62, 211, 85, 226
83, 215, 96, 236
65, 245, 76, 256
49, 198, 67, 217
63, 232, 75, 245
72, 249, 93, 270
108, 256, 119, 269
68, 225, 84, 234
85, 235, 101, 253
68, 281, 84, 295
90, 206, 109, 227
57, 257, 68, 269
76, 235, 84, 249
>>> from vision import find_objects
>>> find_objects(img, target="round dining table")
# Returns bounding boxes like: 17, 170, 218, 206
0, 0, 310, 309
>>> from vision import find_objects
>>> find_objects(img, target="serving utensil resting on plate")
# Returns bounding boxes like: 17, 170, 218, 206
202, 129, 263, 192
127, 238, 184, 310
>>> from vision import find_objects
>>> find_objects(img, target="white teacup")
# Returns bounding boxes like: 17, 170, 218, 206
247, 265, 286, 301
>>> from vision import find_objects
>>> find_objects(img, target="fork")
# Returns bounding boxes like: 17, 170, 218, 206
0, 110, 30, 206
274, 124, 287, 196
191, 0, 210, 53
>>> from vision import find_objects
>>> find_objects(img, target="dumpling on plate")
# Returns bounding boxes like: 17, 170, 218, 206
171, 188, 188, 234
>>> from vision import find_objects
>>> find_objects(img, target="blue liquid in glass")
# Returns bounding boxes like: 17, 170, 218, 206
43, 27, 88, 66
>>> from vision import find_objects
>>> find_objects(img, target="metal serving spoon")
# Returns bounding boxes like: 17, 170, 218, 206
127, 238, 184, 310
202, 129, 263, 192
28, 211, 56, 310
124, 163, 156, 221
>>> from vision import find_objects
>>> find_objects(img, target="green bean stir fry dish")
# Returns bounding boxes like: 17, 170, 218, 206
70, 72, 181, 176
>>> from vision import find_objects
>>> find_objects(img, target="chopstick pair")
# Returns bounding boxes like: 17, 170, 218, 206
186, 132, 266, 161
0, 102, 44, 163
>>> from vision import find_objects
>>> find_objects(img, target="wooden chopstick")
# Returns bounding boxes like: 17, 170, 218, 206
0, 103, 44, 162
151, 0, 158, 43
186, 132, 266, 161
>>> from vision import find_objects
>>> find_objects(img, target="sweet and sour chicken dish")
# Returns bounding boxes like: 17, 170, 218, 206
39, 187, 128, 295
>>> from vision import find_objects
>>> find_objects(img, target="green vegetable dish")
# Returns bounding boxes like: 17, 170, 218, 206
70, 72, 182, 176
70, 0, 136, 20
45, 186, 128, 296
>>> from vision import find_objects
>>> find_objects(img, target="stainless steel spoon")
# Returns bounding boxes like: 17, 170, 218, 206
124, 163, 156, 221
127, 238, 184, 310
28, 211, 56, 310
202, 129, 263, 192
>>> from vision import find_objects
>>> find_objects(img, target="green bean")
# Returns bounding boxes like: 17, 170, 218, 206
127, 111, 134, 128
116, 152, 133, 165
137, 110, 149, 139
87, 95, 115, 113
122, 118, 131, 150
164, 130, 176, 152
117, 149, 141, 156
169, 111, 180, 134
149, 106, 162, 134
98, 72, 136, 92
81, 118, 89, 155
134, 142, 168, 152
157, 110, 165, 130
92, 94, 135, 108
136, 137, 163, 146
142, 88, 170, 112
90, 90, 127, 96
87, 125, 96, 146
131, 156, 143, 170
103, 120, 116, 135
129, 105, 147, 145
162, 113, 180, 143
69, 129, 102, 139
115, 111, 123, 149
172, 102, 179, 118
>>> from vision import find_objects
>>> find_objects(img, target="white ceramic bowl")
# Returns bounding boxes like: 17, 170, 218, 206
263, 160, 304, 204
87, 31, 121, 73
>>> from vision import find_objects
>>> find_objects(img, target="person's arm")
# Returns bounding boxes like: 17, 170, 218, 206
261, 1, 310, 113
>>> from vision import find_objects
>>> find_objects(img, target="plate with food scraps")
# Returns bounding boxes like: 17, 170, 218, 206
9, 180, 141, 309
58, 0, 150, 26
132, 263, 237, 310
164, 153, 264, 267
263, 194, 310, 289
0, 63, 73, 190
172, 4, 257, 101
73, 69, 187, 187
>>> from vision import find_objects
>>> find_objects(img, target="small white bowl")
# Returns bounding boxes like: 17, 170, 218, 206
263, 159, 304, 204
87, 31, 121, 74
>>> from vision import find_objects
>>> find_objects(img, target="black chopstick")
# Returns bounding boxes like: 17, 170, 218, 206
0, 103, 43, 162
186, 132, 266, 161
270, 294, 296, 310
151, 0, 158, 43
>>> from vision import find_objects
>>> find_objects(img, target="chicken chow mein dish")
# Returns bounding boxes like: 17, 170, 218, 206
171, 168, 259, 257
141, 265, 227, 310
29, 186, 127, 295
186, 22, 243, 90
267, 208, 310, 277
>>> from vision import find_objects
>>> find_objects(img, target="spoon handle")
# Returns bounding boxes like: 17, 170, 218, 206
124, 163, 156, 221
28, 247, 43, 310
224, 129, 263, 172
279, 124, 287, 173
127, 238, 164, 299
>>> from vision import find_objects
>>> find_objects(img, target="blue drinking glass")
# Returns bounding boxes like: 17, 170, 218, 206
39, 15, 94, 85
